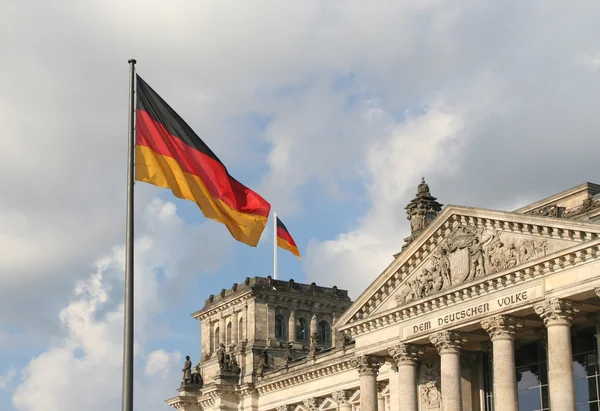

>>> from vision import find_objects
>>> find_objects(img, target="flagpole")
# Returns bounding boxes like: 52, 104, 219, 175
273, 212, 278, 279
122, 58, 136, 411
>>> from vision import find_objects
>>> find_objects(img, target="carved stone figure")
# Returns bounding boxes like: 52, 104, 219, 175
229, 354, 241, 374
396, 223, 550, 306
182, 356, 192, 384
308, 332, 318, 358
256, 348, 269, 376
282, 342, 293, 364
217, 343, 226, 369
419, 360, 441, 410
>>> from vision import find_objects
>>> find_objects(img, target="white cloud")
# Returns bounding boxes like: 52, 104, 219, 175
145, 350, 182, 377
11, 199, 226, 411
0, 367, 16, 390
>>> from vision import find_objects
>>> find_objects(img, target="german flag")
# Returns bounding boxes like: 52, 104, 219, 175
134, 75, 271, 246
276, 217, 301, 259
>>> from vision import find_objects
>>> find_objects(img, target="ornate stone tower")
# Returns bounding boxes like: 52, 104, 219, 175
174, 276, 353, 410
403, 177, 443, 249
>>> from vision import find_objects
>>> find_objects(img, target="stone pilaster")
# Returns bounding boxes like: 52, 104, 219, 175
351, 355, 383, 411
534, 298, 581, 411
332, 390, 352, 411
377, 381, 387, 411
388, 344, 423, 411
430, 331, 468, 411
219, 316, 226, 346
288, 310, 296, 342
481, 315, 523, 411
231, 311, 239, 346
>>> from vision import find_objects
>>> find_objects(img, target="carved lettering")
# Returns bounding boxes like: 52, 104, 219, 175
413, 321, 431, 334
497, 291, 528, 307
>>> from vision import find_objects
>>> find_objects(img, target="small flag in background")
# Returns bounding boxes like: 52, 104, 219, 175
134, 75, 271, 246
276, 216, 301, 259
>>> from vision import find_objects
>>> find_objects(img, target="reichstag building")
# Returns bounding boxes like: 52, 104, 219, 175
167, 179, 600, 411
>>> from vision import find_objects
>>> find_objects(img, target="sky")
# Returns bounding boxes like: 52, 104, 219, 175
1, 1, 600, 410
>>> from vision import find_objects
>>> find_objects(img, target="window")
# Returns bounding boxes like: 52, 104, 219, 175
296, 318, 307, 341
275, 315, 286, 340
226, 322, 232, 345
238, 317, 244, 341
317, 320, 331, 345
214, 326, 220, 348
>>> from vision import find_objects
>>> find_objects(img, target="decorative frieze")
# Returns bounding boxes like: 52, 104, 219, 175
429, 331, 468, 354
481, 315, 523, 341
534, 298, 581, 326
388, 343, 424, 365
350, 355, 383, 376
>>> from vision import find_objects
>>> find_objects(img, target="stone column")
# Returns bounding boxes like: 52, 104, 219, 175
219, 316, 226, 347
460, 351, 477, 411
288, 310, 296, 342
351, 355, 383, 411
388, 344, 423, 411
534, 298, 580, 411
231, 311, 239, 346
332, 390, 351, 411
481, 315, 523, 411
430, 331, 469, 411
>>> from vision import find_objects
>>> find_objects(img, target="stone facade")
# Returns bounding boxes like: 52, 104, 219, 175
167, 181, 600, 411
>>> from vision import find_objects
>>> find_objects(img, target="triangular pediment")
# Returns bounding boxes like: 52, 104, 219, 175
336, 205, 600, 330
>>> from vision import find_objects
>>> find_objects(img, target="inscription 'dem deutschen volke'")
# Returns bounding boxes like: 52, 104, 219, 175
404, 288, 534, 339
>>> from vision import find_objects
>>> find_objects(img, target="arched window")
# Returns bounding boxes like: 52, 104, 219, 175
214, 326, 220, 348
238, 317, 244, 341
296, 318, 307, 341
226, 322, 232, 345
317, 320, 331, 345
275, 315, 286, 340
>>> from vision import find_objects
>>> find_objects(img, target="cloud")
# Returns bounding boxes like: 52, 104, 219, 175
145, 350, 182, 377
11, 199, 226, 411
0, 368, 16, 391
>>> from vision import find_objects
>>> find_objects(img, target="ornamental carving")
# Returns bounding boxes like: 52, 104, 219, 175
303, 397, 319, 411
418, 359, 441, 410
534, 298, 581, 326
388, 343, 424, 365
396, 224, 549, 306
350, 355, 383, 376
332, 390, 351, 405
527, 205, 563, 218
481, 315, 523, 341
564, 198, 600, 218
429, 330, 468, 354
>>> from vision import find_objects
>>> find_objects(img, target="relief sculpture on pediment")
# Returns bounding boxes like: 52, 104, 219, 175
396, 224, 549, 306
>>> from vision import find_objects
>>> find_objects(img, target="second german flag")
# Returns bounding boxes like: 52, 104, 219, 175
276, 217, 301, 259
134, 75, 271, 247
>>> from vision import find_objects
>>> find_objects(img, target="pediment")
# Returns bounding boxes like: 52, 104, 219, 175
336, 206, 600, 330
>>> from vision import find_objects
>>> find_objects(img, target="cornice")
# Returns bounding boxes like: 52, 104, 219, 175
193, 292, 253, 321
339, 238, 600, 338
514, 182, 600, 214
255, 350, 358, 395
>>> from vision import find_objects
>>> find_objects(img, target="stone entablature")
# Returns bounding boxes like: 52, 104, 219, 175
336, 206, 600, 336
339, 237, 600, 339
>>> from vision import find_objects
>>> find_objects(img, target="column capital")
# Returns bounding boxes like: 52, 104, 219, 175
388, 343, 424, 366
332, 390, 351, 405
481, 314, 523, 341
350, 354, 384, 376
595, 287, 600, 299
534, 298, 580, 327
430, 330, 468, 354
276, 406, 290, 411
